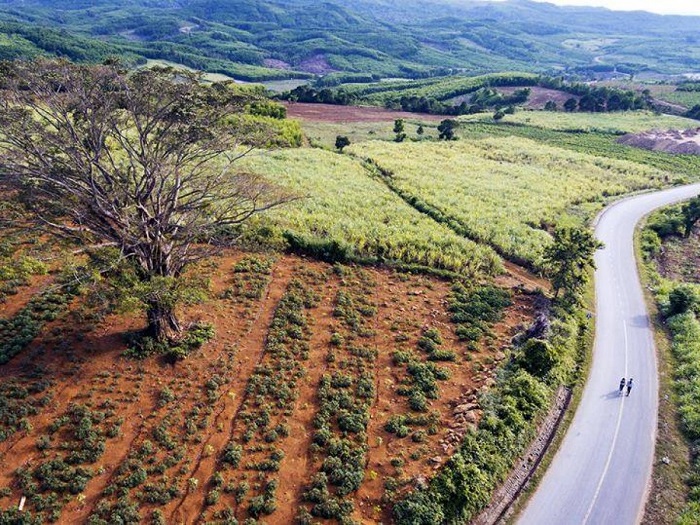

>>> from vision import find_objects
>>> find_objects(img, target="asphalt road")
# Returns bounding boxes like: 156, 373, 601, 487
518, 183, 700, 525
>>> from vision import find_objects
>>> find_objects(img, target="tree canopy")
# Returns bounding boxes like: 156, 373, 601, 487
543, 226, 602, 305
0, 59, 293, 341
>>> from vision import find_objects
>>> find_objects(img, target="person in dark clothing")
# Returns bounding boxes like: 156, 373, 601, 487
626, 378, 634, 396
619, 377, 626, 395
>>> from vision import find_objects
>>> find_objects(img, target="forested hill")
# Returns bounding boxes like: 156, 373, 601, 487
0, 0, 699, 81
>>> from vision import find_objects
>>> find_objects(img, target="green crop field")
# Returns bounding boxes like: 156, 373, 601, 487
339, 72, 540, 105
238, 148, 502, 276
457, 110, 699, 134
300, 120, 433, 149
348, 136, 677, 265
656, 90, 700, 109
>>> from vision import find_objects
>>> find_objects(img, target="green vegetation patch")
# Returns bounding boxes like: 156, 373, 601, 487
300, 266, 377, 522
458, 110, 699, 135
215, 271, 322, 519
642, 206, 700, 522
17, 403, 123, 521
393, 305, 587, 523
239, 148, 501, 276
350, 137, 672, 266
0, 376, 52, 443
220, 255, 276, 304
0, 287, 76, 365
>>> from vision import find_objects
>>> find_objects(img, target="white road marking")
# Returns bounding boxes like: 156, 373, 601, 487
582, 320, 629, 525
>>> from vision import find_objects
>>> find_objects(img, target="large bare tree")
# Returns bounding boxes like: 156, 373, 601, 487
0, 59, 292, 340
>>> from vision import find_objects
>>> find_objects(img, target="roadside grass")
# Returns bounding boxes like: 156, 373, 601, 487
505, 280, 596, 523
637, 218, 692, 524
640, 285, 689, 525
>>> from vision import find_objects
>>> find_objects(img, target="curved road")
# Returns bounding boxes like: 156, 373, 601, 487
518, 183, 700, 525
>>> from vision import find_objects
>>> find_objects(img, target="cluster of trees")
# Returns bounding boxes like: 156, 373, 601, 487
0, 21, 135, 64
676, 82, 700, 92
286, 73, 648, 116
283, 85, 359, 105
553, 82, 649, 112
386, 94, 519, 117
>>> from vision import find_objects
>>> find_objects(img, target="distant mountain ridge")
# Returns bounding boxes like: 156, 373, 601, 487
0, 0, 698, 81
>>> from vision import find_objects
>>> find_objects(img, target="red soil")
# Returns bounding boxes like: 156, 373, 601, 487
284, 102, 444, 123
497, 86, 580, 110
0, 273, 53, 319
0, 252, 540, 524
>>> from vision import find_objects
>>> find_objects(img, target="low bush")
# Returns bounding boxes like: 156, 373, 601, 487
221, 255, 275, 302
517, 338, 559, 378
0, 378, 52, 443
88, 496, 141, 524
125, 323, 214, 361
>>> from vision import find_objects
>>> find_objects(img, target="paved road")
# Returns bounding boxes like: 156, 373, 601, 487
518, 183, 700, 525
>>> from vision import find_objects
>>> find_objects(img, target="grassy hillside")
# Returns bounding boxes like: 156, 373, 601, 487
238, 148, 502, 276
1, 102, 698, 523
0, 0, 699, 81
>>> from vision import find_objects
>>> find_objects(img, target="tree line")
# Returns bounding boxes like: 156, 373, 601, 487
282, 75, 649, 115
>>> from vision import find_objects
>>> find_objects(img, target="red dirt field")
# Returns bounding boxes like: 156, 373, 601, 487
0, 251, 539, 524
496, 86, 579, 110
284, 102, 444, 123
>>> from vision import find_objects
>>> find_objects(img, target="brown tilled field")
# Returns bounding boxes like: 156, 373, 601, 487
496, 86, 579, 110
0, 251, 539, 524
284, 102, 444, 123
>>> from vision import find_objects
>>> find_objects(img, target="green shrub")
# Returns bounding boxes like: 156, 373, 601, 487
427, 349, 457, 362
221, 443, 243, 468
408, 390, 428, 412
667, 285, 699, 317
392, 350, 413, 365
205, 489, 221, 506
417, 336, 439, 354
517, 339, 559, 378
138, 479, 181, 504
0, 288, 74, 365
88, 496, 140, 524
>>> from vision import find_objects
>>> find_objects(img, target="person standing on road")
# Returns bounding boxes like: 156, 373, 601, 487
619, 377, 626, 395
626, 378, 634, 396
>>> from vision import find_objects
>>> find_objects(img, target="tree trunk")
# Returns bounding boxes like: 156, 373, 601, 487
146, 302, 181, 341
